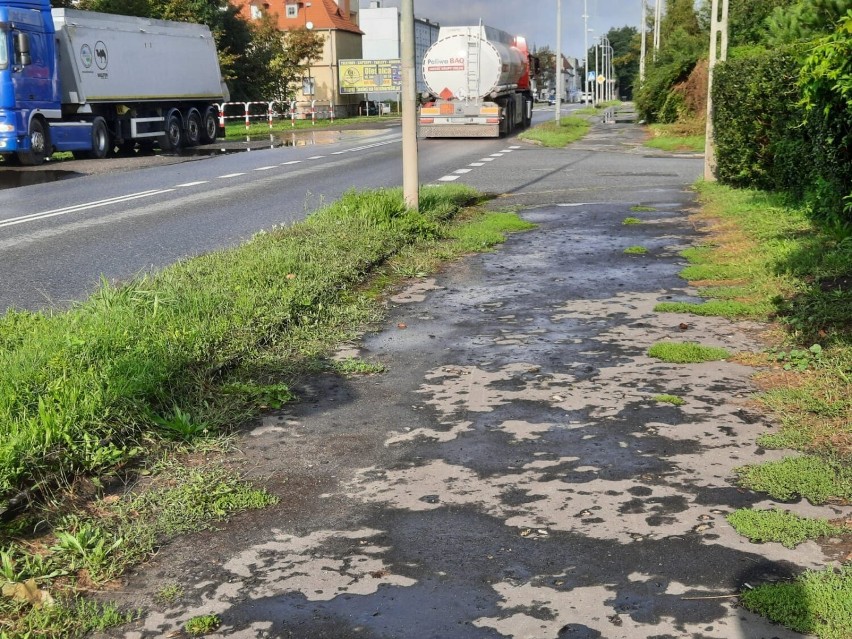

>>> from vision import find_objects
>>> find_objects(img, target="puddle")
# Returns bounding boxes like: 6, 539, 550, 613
0, 169, 79, 189
173, 128, 383, 157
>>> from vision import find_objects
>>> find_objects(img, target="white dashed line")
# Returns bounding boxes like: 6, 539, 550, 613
254, 166, 276, 171
281, 160, 301, 165
469, 163, 485, 167
490, 153, 504, 157
175, 181, 208, 187
480, 158, 495, 162
454, 169, 472, 174
218, 173, 245, 179
331, 151, 346, 155
509, 145, 521, 149
307, 155, 324, 160
438, 175, 461, 182
501, 149, 513, 153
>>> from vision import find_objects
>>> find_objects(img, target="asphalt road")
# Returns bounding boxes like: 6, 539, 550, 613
0, 106, 575, 312
90, 108, 846, 638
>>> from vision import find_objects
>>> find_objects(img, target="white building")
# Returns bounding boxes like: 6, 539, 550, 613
359, 1, 439, 98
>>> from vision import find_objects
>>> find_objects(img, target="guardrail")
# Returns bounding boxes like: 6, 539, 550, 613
215, 101, 339, 131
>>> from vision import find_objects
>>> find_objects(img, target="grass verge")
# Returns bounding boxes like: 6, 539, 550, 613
644, 121, 706, 153
518, 116, 591, 148
0, 184, 535, 635
224, 115, 397, 139
675, 181, 852, 637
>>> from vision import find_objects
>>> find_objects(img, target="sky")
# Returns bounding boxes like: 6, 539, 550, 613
358, 0, 644, 60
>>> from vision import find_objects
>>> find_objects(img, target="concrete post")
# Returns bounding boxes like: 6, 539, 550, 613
400, 0, 419, 211
704, 0, 729, 181
555, 0, 562, 122
640, 0, 647, 84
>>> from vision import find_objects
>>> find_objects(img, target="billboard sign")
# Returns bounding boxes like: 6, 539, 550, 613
339, 59, 402, 94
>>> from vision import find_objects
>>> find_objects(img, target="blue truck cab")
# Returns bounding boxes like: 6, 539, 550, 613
0, 0, 70, 164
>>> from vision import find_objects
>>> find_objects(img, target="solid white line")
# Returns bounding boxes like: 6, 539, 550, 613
254, 166, 276, 171
218, 173, 245, 179
281, 160, 301, 165
454, 169, 472, 174
469, 163, 485, 167
175, 181, 208, 187
438, 175, 460, 182
0, 189, 173, 229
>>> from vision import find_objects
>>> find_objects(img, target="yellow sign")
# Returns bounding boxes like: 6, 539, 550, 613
338, 59, 402, 94
596, 75, 606, 85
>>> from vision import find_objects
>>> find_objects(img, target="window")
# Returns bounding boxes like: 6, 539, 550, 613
250, 5, 262, 19
0, 30, 7, 70
302, 77, 315, 95
285, 4, 298, 18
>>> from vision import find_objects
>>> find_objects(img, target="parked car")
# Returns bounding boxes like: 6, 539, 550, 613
358, 100, 380, 116
378, 102, 392, 115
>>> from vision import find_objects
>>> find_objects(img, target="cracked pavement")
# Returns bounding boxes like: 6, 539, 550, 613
94, 110, 850, 639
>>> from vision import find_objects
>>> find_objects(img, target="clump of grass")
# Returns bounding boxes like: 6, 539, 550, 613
654, 300, 763, 318
518, 116, 591, 147
736, 456, 852, 504
652, 394, 686, 406
740, 565, 852, 639
645, 122, 706, 153
155, 583, 184, 605
0, 596, 135, 638
185, 613, 221, 635
630, 206, 657, 213
648, 342, 730, 364
622, 217, 643, 225
332, 358, 386, 375
624, 245, 649, 255
727, 508, 847, 548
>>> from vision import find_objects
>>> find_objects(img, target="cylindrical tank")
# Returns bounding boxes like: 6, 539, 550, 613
423, 26, 526, 100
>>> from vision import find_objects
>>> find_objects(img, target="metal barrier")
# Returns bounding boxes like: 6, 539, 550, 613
216, 101, 280, 132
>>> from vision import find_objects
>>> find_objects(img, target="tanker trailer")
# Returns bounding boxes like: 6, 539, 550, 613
419, 25, 533, 138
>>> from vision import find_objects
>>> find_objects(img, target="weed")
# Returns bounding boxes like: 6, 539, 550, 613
622, 217, 643, 225
736, 456, 852, 504
740, 565, 852, 639
1, 596, 134, 637
185, 613, 221, 635
155, 583, 184, 605
652, 394, 686, 406
51, 520, 123, 582
332, 358, 386, 375
152, 406, 209, 441
726, 508, 847, 548
220, 382, 293, 410
630, 206, 657, 213
648, 342, 730, 364
654, 300, 763, 318
769, 344, 823, 371
624, 246, 649, 255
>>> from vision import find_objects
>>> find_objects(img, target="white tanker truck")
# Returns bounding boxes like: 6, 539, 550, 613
418, 25, 534, 138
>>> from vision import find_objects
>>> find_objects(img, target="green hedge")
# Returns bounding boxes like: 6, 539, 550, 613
712, 15, 851, 227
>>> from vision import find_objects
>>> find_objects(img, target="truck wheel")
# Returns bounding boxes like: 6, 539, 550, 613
16, 118, 49, 166
160, 110, 184, 151
199, 106, 218, 144
184, 109, 202, 147
89, 117, 110, 159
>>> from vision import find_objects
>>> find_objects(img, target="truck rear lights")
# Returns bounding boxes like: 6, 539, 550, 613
419, 118, 434, 124
485, 118, 499, 124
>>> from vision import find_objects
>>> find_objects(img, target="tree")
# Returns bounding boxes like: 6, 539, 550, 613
728, 0, 795, 46
766, 0, 852, 44
247, 18, 324, 104
606, 26, 639, 99
532, 47, 556, 97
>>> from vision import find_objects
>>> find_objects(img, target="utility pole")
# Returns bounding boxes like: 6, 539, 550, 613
639, 0, 646, 83
555, 0, 562, 122
594, 37, 599, 105
400, 0, 418, 209
582, 0, 589, 103
704, 0, 729, 181
653, 0, 661, 60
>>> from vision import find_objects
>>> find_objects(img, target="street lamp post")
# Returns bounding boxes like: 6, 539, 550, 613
555, 0, 562, 122
582, 0, 589, 103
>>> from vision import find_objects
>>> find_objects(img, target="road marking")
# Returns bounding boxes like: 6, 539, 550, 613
454, 169, 472, 174
175, 181, 208, 187
281, 160, 301, 165
331, 151, 346, 155
480, 158, 495, 162
307, 155, 324, 160
254, 166, 277, 171
438, 175, 460, 182
490, 153, 504, 157
509, 145, 521, 149
501, 149, 513, 153
218, 173, 245, 179
469, 163, 485, 167
0, 189, 174, 229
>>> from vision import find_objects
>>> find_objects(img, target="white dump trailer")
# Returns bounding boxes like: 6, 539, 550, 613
419, 25, 533, 138
1, 1, 228, 164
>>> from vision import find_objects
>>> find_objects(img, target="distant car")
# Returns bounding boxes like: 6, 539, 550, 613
580, 92, 593, 104
378, 102, 391, 115
358, 100, 378, 116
